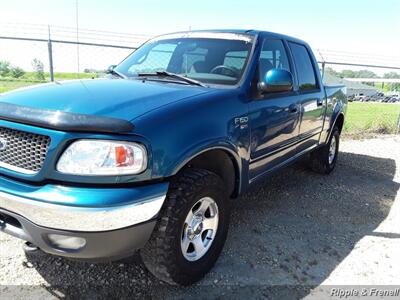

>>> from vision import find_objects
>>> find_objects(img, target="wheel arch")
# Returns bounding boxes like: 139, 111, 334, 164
171, 145, 242, 198
326, 111, 345, 144
334, 113, 345, 134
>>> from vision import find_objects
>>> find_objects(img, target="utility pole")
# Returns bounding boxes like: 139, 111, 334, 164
47, 25, 54, 82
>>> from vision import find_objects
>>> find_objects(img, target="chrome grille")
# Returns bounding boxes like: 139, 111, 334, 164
0, 127, 51, 174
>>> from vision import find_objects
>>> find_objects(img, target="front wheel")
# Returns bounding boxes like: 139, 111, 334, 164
140, 168, 230, 285
309, 126, 340, 174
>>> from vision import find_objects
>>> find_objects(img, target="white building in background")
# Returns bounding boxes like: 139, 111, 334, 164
323, 72, 377, 96
346, 87, 377, 97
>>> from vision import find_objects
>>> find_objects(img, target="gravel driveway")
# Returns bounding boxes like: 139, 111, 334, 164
1, 136, 399, 299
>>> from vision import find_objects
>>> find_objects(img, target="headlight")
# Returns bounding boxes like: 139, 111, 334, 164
57, 140, 147, 175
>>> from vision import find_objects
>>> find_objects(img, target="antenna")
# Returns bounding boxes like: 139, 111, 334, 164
76, 0, 80, 77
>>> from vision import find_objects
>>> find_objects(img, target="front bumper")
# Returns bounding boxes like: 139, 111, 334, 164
0, 176, 168, 260
0, 208, 156, 260
0, 191, 165, 232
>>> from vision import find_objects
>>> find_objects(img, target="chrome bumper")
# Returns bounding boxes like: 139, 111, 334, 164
0, 191, 165, 232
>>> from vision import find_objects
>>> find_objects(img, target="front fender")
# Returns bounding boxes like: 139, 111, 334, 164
170, 139, 243, 176
131, 89, 250, 190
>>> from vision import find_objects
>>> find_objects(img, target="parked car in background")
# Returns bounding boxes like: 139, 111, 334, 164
0, 30, 346, 285
348, 93, 400, 103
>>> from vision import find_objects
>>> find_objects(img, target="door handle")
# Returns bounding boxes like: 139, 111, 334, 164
317, 99, 323, 106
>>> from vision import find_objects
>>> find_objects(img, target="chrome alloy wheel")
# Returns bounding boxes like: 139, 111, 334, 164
328, 136, 337, 165
181, 197, 219, 261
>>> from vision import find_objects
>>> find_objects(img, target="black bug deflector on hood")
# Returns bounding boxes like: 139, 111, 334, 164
0, 102, 134, 133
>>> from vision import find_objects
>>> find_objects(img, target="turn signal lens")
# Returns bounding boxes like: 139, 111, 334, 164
115, 146, 128, 166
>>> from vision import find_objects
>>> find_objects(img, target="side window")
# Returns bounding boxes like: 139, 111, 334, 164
288, 43, 318, 90
128, 43, 176, 74
259, 39, 290, 78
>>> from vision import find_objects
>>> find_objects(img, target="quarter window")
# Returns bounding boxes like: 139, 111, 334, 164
288, 43, 318, 90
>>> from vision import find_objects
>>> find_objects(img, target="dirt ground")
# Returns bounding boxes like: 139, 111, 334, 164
1, 136, 399, 299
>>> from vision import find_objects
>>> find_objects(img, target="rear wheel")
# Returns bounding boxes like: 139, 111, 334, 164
309, 126, 340, 174
140, 168, 230, 285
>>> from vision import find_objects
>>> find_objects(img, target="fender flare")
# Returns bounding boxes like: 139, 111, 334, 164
326, 106, 345, 143
170, 141, 243, 193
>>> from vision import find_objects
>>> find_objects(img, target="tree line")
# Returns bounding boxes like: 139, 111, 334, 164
0, 59, 45, 80
326, 67, 400, 91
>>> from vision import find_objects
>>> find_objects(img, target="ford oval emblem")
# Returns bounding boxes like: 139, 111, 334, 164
0, 138, 7, 151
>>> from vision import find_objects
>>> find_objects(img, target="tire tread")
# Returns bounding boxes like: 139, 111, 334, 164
141, 168, 227, 285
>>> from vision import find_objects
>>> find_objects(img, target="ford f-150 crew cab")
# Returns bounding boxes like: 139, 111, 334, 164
0, 30, 346, 285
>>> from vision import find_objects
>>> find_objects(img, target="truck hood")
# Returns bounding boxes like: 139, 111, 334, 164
0, 78, 210, 123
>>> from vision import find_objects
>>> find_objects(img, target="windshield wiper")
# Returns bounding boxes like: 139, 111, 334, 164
137, 71, 206, 87
108, 69, 127, 79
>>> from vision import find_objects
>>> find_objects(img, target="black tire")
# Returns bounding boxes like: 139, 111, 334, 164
140, 168, 230, 285
309, 126, 340, 174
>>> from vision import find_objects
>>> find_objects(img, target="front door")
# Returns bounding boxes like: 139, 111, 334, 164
248, 39, 301, 181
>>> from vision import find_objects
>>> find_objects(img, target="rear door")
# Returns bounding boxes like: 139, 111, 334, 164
288, 42, 326, 151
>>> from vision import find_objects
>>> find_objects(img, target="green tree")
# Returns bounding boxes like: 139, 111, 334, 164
383, 72, 400, 91
0, 60, 11, 77
340, 70, 356, 78
338, 69, 378, 87
31, 58, 45, 80
339, 69, 377, 78
355, 70, 378, 78
325, 67, 341, 77
10, 66, 25, 78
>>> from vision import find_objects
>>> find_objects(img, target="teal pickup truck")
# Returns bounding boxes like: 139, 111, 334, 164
0, 30, 346, 285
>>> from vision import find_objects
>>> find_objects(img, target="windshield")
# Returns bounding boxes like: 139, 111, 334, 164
115, 34, 254, 86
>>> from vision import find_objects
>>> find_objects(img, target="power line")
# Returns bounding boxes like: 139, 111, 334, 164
317, 48, 400, 60
0, 35, 136, 49
4, 22, 397, 65
0, 22, 153, 39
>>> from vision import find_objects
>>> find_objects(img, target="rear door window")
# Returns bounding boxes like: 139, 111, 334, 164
288, 42, 318, 90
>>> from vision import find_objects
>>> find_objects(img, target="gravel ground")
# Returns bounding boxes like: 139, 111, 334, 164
1, 136, 399, 299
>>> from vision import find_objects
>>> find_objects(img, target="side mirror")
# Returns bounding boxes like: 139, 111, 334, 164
106, 65, 117, 74
258, 69, 293, 93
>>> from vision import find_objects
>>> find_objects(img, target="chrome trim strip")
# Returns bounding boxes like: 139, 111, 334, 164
0, 192, 166, 232
0, 161, 37, 175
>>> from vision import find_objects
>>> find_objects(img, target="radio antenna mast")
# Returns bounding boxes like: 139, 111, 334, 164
75, 0, 80, 77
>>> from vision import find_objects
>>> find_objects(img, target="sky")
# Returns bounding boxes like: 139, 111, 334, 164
0, 0, 399, 74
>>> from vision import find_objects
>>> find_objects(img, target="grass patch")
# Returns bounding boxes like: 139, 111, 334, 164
0, 79, 44, 93
0, 72, 99, 93
23, 72, 98, 81
344, 102, 400, 137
